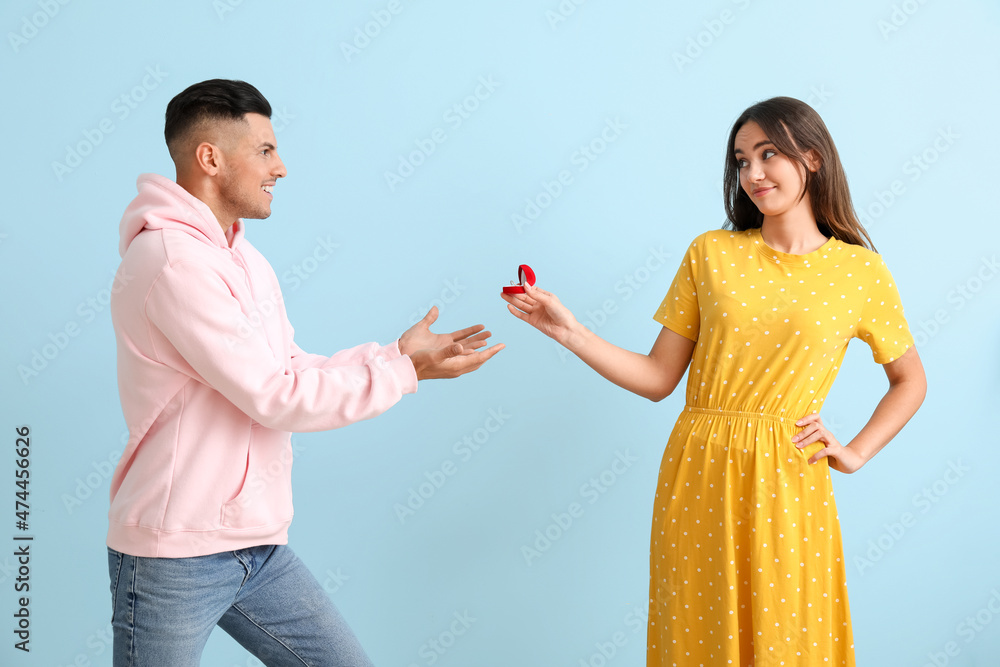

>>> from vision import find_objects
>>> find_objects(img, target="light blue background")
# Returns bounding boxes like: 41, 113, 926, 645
2, 0, 999, 665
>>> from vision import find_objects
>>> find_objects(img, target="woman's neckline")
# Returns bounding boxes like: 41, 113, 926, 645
748, 227, 839, 267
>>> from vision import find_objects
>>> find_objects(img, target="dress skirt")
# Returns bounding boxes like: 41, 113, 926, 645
646, 406, 855, 667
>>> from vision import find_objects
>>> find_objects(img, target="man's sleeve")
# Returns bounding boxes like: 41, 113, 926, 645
288, 335, 403, 372
144, 260, 418, 433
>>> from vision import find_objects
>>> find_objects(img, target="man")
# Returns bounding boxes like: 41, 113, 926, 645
107, 79, 502, 666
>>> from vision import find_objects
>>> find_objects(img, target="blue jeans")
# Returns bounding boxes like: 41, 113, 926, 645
107, 545, 375, 666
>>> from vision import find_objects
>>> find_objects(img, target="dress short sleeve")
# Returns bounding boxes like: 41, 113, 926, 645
653, 240, 700, 341
853, 257, 914, 364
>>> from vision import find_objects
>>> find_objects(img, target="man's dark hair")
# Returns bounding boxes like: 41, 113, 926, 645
164, 79, 271, 159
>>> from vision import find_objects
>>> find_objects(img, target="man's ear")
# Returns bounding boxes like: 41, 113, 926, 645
194, 142, 223, 176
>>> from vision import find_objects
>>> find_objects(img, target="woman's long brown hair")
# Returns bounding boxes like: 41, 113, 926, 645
722, 96, 875, 252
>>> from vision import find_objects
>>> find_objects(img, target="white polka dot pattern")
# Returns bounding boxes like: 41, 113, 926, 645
645, 229, 914, 666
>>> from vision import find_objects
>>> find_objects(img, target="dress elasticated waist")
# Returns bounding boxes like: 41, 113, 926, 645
684, 405, 792, 425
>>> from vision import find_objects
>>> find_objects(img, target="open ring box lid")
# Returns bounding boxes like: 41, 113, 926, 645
502, 264, 536, 294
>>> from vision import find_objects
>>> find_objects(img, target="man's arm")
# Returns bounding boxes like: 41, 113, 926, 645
146, 260, 417, 433
288, 339, 397, 372
288, 306, 503, 377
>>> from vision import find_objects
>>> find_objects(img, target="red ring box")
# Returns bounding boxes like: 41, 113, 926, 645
502, 264, 536, 294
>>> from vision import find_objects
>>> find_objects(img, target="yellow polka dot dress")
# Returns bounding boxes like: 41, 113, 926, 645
648, 229, 913, 666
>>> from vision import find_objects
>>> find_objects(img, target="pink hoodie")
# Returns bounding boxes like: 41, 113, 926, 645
108, 173, 418, 558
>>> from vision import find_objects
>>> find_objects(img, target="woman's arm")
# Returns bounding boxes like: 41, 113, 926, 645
793, 346, 927, 473
502, 284, 695, 401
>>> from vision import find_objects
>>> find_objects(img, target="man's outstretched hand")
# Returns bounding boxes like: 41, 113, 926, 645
399, 306, 504, 380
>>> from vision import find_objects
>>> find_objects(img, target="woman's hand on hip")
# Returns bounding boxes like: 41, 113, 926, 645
793, 413, 866, 474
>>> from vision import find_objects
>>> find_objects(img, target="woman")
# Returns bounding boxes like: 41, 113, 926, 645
501, 97, 926, 666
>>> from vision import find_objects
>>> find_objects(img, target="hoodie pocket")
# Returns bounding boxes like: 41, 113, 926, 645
220, 424, 294, 529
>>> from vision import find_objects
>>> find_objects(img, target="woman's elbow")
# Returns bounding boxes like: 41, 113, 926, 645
645, 383, 677, 403
914, 374, 928, 407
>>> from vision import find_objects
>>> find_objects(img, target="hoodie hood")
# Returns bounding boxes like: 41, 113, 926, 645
118, 173, 244, 257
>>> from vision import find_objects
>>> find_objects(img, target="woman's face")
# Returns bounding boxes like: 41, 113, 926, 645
733, 121, 814, 220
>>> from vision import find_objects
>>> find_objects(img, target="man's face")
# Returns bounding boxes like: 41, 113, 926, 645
217, 113, 286, 221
